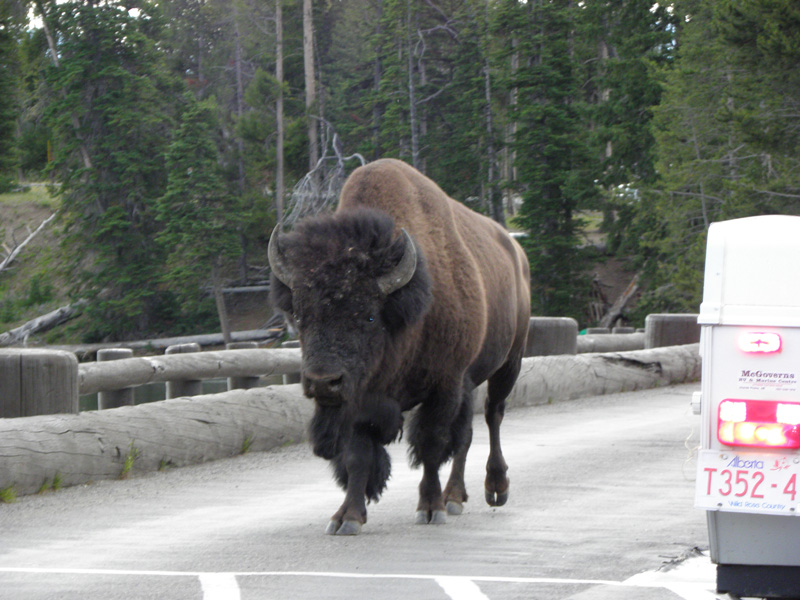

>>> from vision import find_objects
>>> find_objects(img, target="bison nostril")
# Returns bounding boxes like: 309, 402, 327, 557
304, 371, 345, 399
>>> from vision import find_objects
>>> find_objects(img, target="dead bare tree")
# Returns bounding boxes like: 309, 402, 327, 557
281, 122, 365, 228
0, 213, 57, 275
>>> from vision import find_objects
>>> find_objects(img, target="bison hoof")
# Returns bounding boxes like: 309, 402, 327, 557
445, 501, 464, 516
325, 520, 362, 536
485, 488, 509, 507
415, 509, 447, 525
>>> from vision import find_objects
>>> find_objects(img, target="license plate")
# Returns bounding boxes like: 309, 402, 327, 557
695, 450, 800, 516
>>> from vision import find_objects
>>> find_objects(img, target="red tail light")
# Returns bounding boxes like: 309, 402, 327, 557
718, 399, 800, 448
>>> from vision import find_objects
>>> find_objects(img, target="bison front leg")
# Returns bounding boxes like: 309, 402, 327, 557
409, 388, 469, 525
442, 389, 474, 515
326, 429, 392, 536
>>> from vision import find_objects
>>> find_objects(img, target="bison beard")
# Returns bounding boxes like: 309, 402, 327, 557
269, 158, 530, 536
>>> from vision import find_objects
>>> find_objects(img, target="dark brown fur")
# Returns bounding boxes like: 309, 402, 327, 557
270, 158, 530, 534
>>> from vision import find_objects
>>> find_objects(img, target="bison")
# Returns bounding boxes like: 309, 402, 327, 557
268, 158, 530, 535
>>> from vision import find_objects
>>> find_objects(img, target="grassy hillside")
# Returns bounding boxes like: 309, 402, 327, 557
0, 184, 78, 343
0, 185, 274, 346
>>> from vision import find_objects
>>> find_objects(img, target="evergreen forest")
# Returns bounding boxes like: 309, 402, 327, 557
1, 0, 799, 342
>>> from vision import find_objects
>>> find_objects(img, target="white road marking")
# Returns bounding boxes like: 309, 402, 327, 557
436, 576, 490, 600
623, 553, 719, 600
0, 564, 718, 599
199, 573, 241, 600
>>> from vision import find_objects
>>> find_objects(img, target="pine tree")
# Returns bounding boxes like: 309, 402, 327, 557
156, 94, 240, 333
0, 3, 22, 191
620, 0, 800, 319
497, 0, 595, 320
41, 0, 181, 340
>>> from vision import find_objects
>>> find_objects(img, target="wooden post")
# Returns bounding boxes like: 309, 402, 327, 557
586, 327, 610, 334
96, 348, 134, 409
281, 340, 302, 384
525, 317, 578, 356
165, 343, 203, 398
0, 349, 78, 417
645, 314, 700, 349
226, 342, 261, 390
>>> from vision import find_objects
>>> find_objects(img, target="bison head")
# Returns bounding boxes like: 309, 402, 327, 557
268, 209, 432, 406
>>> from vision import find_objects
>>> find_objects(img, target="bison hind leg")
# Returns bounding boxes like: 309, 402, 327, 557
484, 358, 521, 508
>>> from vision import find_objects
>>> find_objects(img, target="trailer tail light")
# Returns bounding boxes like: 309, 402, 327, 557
718, 399, 800, 448
738, 332, 782, 354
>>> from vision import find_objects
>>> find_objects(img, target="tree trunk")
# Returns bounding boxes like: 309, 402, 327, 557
407, 1, 420, 169
598, 274, 640, 329
232, 0, 247, 194
372, 1, 384, 159
504, 35, 519, 215
275, 0, 285, 222
485, 63, 503, 226
231, 0, 249, 281
303, 0, 319, 173
212, 261, 232, 345
35, 0, 92, 171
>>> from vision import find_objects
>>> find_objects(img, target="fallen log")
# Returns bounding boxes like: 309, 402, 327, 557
598, 273, 640, 329
0, 301, 86, 347
0, 344, 700, 497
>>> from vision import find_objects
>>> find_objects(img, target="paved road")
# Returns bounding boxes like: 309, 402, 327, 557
0, 383, 723, 599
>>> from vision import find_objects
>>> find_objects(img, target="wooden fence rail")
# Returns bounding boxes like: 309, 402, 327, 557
0, 314, 700, 420
0, 344, 701, 497
77, 348, 302, 396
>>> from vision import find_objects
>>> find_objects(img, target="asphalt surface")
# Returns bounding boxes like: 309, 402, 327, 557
0, 383, 727, 599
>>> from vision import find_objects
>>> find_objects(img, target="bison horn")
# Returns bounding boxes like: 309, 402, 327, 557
268, 224, 295, 289
377, 229, 417, 295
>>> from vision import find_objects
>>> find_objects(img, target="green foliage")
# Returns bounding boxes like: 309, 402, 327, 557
12, 0, 797, 340
497, 0, 595, 320
0, 272, 56, 325
0, 485, 16, 503
0, 3, 22, 191
42, 0, 181, 341
15, 27, 51, 178
0, 296, 15, 323
120, 440, 140, 479
156, 93, 241, 327
613, 0, 800, 316
23, 273, 54, 307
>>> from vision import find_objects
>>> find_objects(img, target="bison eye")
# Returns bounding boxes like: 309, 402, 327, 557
368, 315, 375, 323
